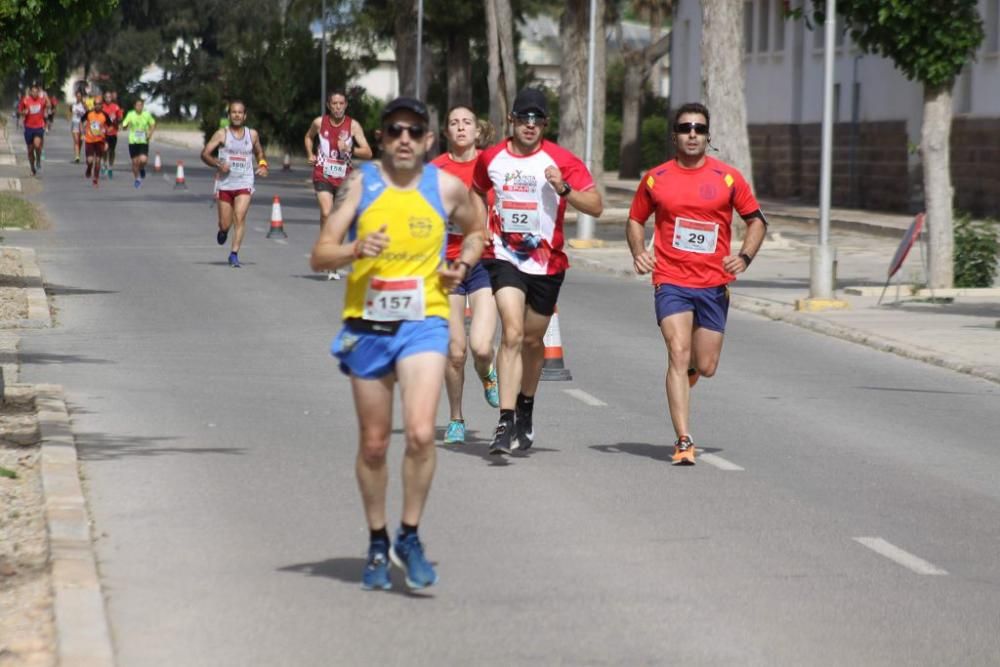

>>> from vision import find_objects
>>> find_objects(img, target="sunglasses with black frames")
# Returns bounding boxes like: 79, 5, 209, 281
673, 122, 709, 135
383, 122, 427, 139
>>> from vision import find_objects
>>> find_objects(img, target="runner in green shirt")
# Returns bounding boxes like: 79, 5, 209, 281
120, 98, 156, 189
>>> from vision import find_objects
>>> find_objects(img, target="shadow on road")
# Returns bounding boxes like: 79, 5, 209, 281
44, 284, 118, 296
20, 351, 114, 366
73, 432, 245, 461
277, 557, 435, 598
591, 441, 725, 463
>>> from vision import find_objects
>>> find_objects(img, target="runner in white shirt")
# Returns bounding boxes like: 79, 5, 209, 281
70, 91, 87, 163
472, 88, 603, 455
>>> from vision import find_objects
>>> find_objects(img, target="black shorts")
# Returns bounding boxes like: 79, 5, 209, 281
483, 259, 565, 317
313, 180, 338, 195
106, 135, 118, 150
128, 143, 149, 158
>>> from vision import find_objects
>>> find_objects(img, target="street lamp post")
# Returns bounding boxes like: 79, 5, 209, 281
415, 0, 424, 96
320, 0, 327, 115
572, 0, 599, 246
810, 0, 838, 301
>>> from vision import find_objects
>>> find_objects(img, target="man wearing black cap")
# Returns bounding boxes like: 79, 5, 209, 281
310, 96, 485, 591
472, 88, 603, 456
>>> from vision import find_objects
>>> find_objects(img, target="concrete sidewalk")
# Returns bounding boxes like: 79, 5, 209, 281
567, 213, 1000, 385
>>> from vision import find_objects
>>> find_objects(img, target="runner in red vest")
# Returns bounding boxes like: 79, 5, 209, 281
101, 90, 123, 179
304, 91, 372, 279
18, 83, 50, 176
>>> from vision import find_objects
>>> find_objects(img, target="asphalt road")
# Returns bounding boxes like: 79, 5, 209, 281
11, 124, 1000, 666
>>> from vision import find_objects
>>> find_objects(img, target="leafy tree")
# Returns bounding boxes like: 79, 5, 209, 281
0, 0, 117, 83
794, 0, 984, 288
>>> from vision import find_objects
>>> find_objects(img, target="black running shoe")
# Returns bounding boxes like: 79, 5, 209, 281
514, 408, 534, 451
217, 229, 228, 245
489, 420, 513, 456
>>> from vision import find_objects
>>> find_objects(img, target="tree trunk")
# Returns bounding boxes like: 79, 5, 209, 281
485, 0, 516, 135
559, 0, 606, 188
619, 52, 645, 177
394, 0, 432, 100
446, 32, 472, 109
700, 0, 754, 187
922, 83, 955, 289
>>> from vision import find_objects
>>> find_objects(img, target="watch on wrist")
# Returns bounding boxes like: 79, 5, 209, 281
739, 252, 753, 267
558, 182, 572, 197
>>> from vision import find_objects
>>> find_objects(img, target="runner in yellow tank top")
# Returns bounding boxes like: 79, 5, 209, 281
310, 97, 485, 591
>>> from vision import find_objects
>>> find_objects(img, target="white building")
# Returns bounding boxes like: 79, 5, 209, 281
671, 0, 1000, 216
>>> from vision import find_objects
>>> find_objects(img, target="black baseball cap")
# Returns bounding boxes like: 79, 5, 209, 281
381, 97, 430, 123
511, 88, 548, 116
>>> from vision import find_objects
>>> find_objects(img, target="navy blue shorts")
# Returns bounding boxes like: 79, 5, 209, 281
654, 283, 730, 333
452, 261, 491, 296
24, 127, 44, 144
331, 317, 449, 379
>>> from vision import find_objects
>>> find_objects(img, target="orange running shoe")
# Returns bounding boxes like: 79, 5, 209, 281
687, 367, 700, 387
672, 435, 696, 466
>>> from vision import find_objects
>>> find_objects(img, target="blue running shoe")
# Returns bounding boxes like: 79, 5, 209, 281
481, 365, 500, 408
361, 539, 391, 591
444, 419, 465, 444
390, 530, 438, 590
134, 179, 142, 189
228, 252, 240, 268
217, 229, 229, 245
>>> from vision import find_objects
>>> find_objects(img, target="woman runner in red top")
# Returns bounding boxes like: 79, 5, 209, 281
430, 106, 499, 445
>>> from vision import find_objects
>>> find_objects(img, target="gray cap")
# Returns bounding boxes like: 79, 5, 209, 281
381, 97, 430, 123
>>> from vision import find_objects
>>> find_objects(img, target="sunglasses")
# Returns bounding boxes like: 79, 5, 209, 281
674, 122, 709, 135
383, 122, 427, 139
512, 112, 547, 125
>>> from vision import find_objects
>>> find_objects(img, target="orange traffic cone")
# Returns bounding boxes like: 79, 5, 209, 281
540, 307, 572, 381
267, 196, 287, 238
153, 152, 162, 172
282, 153, 291, 171
173, 160, 187, 189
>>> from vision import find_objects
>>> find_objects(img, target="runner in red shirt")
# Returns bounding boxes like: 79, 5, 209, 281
18, 83, 49, 176
430, 105, 498, 445
101, 91, 123, 179
472, 88, 603, 456
626, 102, 768, 465
304, 91, 372, 279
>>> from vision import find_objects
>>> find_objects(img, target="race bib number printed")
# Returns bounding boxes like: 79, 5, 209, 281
29, 104, 41, 114
323, 159, 347, 179
133, 131, 147, 142
673, 217, 719, 254
500, 200, 540, 234
221, 150, 251, 175
89, 120, 103, 133
363, 277, 425, 321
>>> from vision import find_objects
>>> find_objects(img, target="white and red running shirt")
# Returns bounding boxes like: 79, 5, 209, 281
473, 139, 595, 275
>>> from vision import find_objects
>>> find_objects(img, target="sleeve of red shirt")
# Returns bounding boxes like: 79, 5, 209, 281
627, 172, 655, 223
550, 144, 595, 192
731, 170, 761, 217
471, 148, 492, 194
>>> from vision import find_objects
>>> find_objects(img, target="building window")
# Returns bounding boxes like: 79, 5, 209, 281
773, 0, 786, 52
987, 0, 1000, 54
759, 0, 770, 52
744, 1, 754, 54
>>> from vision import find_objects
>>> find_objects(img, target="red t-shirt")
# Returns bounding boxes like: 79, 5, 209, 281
629, 156, 760, 288
472, 138, 595, 275
19, 95, 48, 129
102, 103, 122, 135
431, 152, 482, 261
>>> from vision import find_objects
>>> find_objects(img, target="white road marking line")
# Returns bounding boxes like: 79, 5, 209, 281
699, 453, 744, 471
563, 388, 607, 406
853, 537, 948, 575
273, 239, 288, 245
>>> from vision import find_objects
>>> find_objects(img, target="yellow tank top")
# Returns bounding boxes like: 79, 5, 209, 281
342, 163, 449, 321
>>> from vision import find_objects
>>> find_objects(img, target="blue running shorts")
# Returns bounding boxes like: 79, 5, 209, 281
452, 261, 491, 296
24, 127, 44, 144
654, 283, 730, 333
331, 317, 449, 379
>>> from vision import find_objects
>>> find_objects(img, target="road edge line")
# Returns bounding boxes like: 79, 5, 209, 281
37, 383, 115, 666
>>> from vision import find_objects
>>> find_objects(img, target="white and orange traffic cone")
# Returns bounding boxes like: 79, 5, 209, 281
153, 152, 162, 172
540, 307, 572, 381
266, 196, 287, 238
282, 152, 291, 171
173, 160, 187, 189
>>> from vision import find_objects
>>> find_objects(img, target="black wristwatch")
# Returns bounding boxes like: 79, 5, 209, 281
558, 182, 572, 197
739, 252, 753, 267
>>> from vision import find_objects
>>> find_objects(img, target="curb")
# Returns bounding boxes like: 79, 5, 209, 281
37, 383, 115, 667
14, 247, 51, 328
568, 252, 1000, 386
